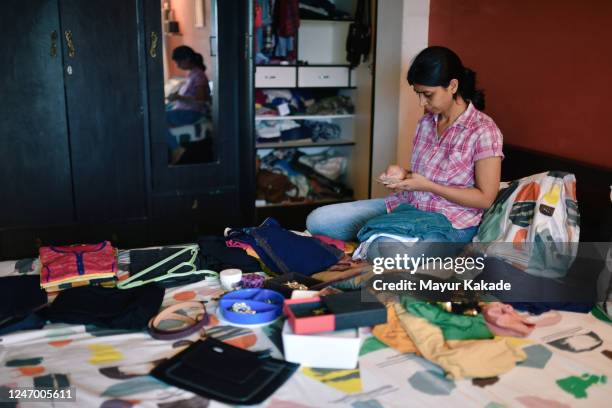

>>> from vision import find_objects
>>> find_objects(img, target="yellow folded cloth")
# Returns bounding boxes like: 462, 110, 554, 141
393, 303, 526, 379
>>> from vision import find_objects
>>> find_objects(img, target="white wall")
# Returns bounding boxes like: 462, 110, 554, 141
370, 0, 429, 197
396, 0, 429, 168
370, 0, 403, 198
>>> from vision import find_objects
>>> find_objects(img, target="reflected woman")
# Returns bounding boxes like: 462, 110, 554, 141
166, 45, 211, 164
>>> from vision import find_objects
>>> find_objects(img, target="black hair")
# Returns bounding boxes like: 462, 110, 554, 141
407, 46, 485, 111
172, 45, 206, 72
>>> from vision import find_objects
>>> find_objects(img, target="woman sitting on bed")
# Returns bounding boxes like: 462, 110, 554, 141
166, 45, 211, 164
307, 46, 504, 257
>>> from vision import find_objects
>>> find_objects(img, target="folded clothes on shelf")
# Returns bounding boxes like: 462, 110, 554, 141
256, 148, 352, 204
256, 119, 302, 140
256, 119, 341, 144
306, 95, 354, 115
298, 148, 347, 180
303, 120, 341, 141
257, 169, 298, 203
256, 90, 353, 117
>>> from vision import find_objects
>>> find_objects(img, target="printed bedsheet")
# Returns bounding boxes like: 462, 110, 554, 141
1, 255, 610, 408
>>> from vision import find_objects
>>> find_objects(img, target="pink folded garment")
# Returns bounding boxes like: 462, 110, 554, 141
225, 239, 254, 252
39, 241, 117, 288
313, 234, 345, 251
482, 302, 536, 337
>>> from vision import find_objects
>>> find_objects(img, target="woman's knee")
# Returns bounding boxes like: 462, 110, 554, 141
306, 205, 335, 235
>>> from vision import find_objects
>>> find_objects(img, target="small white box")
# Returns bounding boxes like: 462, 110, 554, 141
282, 321, 362, 369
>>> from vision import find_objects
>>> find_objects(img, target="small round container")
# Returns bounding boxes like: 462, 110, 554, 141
219, 288, 284, 325
220, 268, 242, 290
241, 273, 266, 288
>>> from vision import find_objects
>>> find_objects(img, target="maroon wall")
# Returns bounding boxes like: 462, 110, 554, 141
429, 0, 612, 168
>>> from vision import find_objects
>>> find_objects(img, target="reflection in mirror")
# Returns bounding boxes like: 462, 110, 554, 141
161, 0, 216, 165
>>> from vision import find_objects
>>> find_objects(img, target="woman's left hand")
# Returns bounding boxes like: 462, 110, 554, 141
386, 172, 432, 192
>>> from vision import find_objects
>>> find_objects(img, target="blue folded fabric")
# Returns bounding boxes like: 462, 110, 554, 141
0, 313, 45, 336
357, 204, 458, 242
226, 218, 344, 276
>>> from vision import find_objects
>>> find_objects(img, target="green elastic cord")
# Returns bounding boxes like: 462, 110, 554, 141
117, 245, 219, 289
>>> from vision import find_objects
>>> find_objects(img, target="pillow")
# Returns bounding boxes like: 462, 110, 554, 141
472, 171, 580, 278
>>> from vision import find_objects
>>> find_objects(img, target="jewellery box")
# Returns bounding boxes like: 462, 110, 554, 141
283, 290, 387, 335
263, 272, 323, 298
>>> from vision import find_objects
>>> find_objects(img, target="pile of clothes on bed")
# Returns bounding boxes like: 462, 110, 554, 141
1, 171, 610, 405
0, 210, 610, 405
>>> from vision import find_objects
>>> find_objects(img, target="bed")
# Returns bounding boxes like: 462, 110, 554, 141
1, 251, 610, 408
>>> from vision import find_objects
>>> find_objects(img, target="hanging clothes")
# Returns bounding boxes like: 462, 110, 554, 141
274, 0, 300, 37
346, 0, 371, 68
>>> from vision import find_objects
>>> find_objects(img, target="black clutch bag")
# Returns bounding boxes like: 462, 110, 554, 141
151, 337, 298, 405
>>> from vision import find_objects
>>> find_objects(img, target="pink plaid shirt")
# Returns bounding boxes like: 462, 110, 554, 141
174, 68, 209, 113
385, 103, 504, 229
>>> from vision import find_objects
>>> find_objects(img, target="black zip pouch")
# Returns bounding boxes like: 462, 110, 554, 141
151, 337, 298, 405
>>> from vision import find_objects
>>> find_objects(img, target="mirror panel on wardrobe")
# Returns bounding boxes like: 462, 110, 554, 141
160, 0, 217, 165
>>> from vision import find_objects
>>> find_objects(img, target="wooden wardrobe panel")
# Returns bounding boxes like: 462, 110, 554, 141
0, 0, 74, 229
59, 0, 147, 223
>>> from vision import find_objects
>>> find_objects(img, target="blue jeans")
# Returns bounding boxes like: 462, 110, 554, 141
306, 199, 388, 241
306, 198, 478, 260
166, 109, 202, 150
364, 226, 478, 262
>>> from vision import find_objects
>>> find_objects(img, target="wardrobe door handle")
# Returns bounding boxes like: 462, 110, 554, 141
318, 75, 330, 79
264, 75, 277, 79
50, 30, 58, 57
150, 31, 158, 58
64, 30, 76, 58
209, 35, 217, 57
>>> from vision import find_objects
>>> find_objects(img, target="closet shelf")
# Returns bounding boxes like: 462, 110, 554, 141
301, 18, 354, 23
256, 197, 353, 208
255, 64, 353, 68
256, 139, 355, 149
255, 114, 354, 121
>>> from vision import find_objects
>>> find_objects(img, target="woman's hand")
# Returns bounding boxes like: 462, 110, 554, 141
378, 164, 409, 184
386, 172, 432, 192
167, 92, 179, 101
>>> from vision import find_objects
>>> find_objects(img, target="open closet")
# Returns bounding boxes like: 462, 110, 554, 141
0, 0, 377, 258
253, 0, 376, 228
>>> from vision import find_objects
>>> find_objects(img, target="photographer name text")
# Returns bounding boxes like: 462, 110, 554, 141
372, 279, 511, 292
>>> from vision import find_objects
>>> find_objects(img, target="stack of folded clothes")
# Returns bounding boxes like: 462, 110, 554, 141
255, 89, 354, 117
256, 120, 341, 144
39, 241, 118, 293
257, 148, 352, 204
